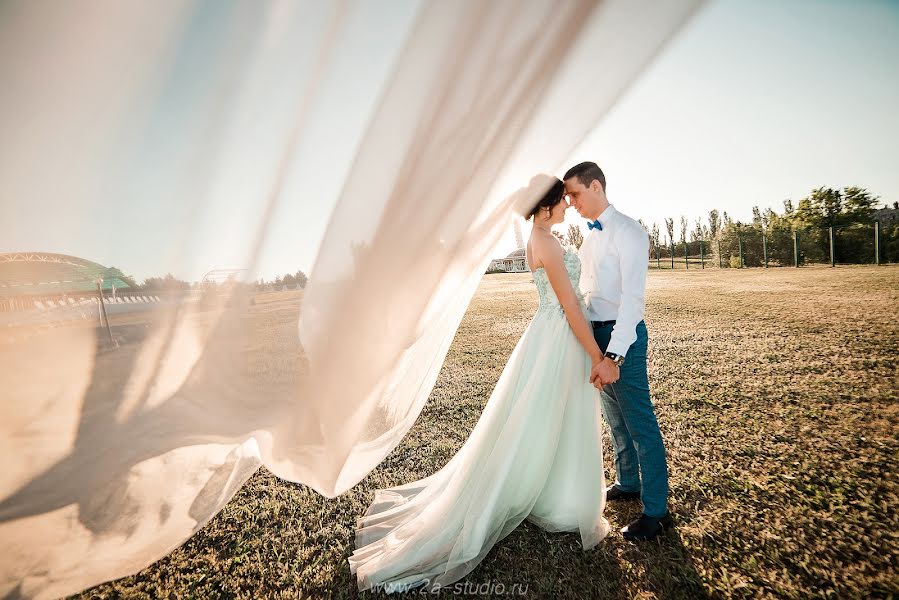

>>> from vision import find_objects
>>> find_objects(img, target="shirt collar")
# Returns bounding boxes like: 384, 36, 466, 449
595, 204, 616, 229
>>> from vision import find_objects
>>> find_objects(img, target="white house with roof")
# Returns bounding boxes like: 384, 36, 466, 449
487, 248, 528, 273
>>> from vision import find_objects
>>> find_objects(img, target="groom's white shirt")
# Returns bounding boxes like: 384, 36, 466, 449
578, 204, 650, 357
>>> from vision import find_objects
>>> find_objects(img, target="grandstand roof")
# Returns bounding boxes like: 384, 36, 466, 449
0, 252, 131, 296
503, 248, 526, 259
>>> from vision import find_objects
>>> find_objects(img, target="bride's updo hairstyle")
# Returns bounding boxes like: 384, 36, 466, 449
522, 174, 565, 221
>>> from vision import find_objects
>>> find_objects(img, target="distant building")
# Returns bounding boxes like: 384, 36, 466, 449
0, 252, 132, 311
487, 248, 528, 273
874, 205, 899, 227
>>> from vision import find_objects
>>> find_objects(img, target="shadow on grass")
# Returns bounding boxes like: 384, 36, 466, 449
576, 500, 709, 600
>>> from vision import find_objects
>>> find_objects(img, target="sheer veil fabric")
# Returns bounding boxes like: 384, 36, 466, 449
0, 0, 702, 597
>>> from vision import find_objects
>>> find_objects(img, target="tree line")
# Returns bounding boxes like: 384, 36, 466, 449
557, 186, 897, 266
104, 270, 310, 292
111, 185, 897, 287
255, 271, 308, 291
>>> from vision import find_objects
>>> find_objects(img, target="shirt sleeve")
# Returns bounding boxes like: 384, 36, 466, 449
607, 222, 649, 357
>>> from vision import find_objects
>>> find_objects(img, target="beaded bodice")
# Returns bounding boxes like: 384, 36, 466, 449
532, 247, 584, 316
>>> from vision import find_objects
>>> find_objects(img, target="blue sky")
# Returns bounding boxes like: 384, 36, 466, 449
3, 0, 897, 282
272, 0, 899, 277
277, 0, 899, 275
518, 0, 899, 254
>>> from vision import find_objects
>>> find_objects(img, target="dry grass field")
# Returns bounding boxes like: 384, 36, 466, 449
77, 266, 898, 599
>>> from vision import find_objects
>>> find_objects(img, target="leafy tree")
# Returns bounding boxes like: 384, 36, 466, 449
295, 270, 308, 288
664, 218, 674, 248
842, 187, 878, 223
793, 187, 843, 228
708, 210, 720, 239
790, 186, 881, 263
884, 223, 899, 263
690, 219, 704, 242
752, 206, 767, 231
143, 273, 190, 291
762, 208, 795, 266
783, 199, 794, 216
648, 186, 882, 268
565, 224, 584, 249
719, 221, 763, 267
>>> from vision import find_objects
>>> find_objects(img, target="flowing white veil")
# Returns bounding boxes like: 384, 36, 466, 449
0, 0, 703, 597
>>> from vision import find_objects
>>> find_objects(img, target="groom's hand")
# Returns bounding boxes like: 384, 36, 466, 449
591, 358, 620, 388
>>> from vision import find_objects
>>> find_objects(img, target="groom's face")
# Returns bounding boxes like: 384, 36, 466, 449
563, 178, 599, 218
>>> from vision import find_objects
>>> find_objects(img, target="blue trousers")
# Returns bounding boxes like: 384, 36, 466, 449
593, 321, 669, 517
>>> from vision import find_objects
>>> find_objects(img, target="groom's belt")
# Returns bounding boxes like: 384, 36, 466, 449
591, 320, 617, 327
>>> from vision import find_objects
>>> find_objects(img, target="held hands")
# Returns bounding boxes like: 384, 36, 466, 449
589, 357, 620, 389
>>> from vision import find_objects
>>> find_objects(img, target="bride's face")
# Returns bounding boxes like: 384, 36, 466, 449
540, 198, 567, 226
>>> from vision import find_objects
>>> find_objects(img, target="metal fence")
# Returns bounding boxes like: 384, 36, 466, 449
649, 222, 898, 269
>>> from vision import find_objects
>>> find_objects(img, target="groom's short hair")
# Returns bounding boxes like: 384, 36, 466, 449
564, 162, 606, 192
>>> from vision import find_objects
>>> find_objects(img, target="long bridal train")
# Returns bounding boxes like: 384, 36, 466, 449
349, 248, 610, 592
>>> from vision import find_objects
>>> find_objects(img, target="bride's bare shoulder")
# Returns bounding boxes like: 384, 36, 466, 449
529, 229, 563, 262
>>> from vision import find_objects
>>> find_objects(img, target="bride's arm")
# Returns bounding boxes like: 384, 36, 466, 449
533, 235, 602, 367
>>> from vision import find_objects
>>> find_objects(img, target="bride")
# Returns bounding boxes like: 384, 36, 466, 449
348, 175, 611, 593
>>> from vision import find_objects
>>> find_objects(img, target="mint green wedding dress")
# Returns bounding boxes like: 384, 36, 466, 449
349, 247, 610, 592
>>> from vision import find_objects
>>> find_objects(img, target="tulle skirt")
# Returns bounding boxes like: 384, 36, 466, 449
348, 308, 610, 592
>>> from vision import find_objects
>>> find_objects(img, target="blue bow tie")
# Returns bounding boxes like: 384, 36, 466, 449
587, 219, 603, 231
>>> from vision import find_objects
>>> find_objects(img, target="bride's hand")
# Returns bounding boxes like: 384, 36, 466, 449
588, 351, 604, 379
591, 358, 620, 388
588, 358, 601, 384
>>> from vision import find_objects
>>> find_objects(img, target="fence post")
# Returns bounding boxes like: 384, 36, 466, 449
95, 280, 114, 346
700, 240, 705, 269
738, 237, 744, 268
829, 226, 835, 267
717, 240, 722, 268
763, 235, 768, 268
793, 230, 799, 267
670, 243, 674, 270
875, 221, 881, 265
685, 241, 689, 269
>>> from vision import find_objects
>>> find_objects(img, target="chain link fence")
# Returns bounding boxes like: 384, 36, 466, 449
649, 222, 899, 269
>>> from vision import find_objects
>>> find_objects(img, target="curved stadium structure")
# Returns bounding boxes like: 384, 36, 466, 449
0, 252, 130, 311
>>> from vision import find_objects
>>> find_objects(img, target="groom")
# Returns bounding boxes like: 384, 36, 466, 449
564, 162, 671, 541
